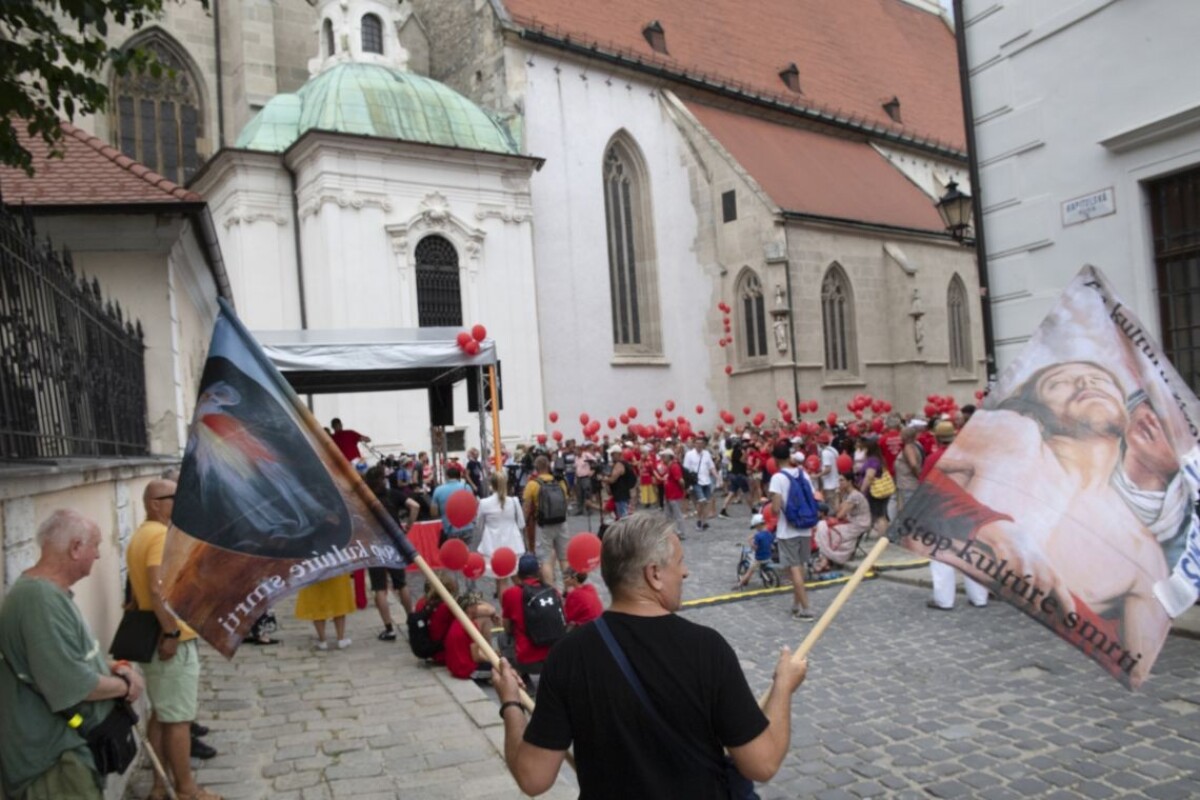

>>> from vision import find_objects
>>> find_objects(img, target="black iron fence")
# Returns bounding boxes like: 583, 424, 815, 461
0, 203, 148, 460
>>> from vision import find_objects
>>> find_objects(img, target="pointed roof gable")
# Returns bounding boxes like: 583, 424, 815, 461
686, 101, 945, 232
0, 123, 202, 207
503, 0, 964, 152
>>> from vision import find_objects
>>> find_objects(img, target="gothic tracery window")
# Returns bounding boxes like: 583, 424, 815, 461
948, 274, 972, 372
603, 135, 662, 354
362, 14, 384, 55
415, 235, 462, 327
112, 31, 203, 185
821, 264, 857, 373
738, 270, 768, 359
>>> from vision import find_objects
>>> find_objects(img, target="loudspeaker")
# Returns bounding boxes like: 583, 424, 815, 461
429, 382, 454, 426
466, 362, 503, 412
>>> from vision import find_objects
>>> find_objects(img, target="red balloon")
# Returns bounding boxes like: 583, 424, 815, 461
975, 389, 985, 400
805, 454, 821, 474
665, 400, 675, 411
456, 331, 471, 348
854, 411, 863, 420
742, 406, 752, 416
565, 533, 601, 574
810, 401, 819, 412
836, 453, 853, 474
782, 411, 793, 423
619, 414, 630, 425
827, 412, 838, 426
753, 412, 766, 426
587, 420, 601, 435
549, 411, 559, 423
870, 418, 885, 433
848, 424, 861, 438
537, 433, 548, 444
724, 365, 733, 375
552, 430, 563, 442
580, 413, 590, 426
628, 407, 638, 419
923, 404, 937, 418
464, 339, 480, 355
439, 538, 469, 571
695, 405, 704, 414
798, 422, 810, 436
608, 417, 618, 429
445, 489, 478, 529
463, 552, 486, 580
491, 547, 517, 578
471, 324, 487, 342
655, 408, 663, 418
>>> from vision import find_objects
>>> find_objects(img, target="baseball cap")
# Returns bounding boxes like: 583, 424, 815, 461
750, 513, 765, 527
518, 553, 540, 577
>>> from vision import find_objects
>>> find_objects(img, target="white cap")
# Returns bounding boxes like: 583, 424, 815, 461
608, 445, 621, 454
789, 451, 805, 464
750, 513, 765, 527
659, 449, 674, 458
907, 419, 928, 429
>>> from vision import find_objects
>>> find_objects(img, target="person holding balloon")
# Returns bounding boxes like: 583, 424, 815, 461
431, 464, 476, 545
476, 472, 526, 594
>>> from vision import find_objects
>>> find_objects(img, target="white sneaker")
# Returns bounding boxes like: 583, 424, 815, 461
336, 638, 352, 650
314, 641, 328, 651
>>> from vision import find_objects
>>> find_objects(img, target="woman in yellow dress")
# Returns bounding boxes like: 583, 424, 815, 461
295, 573, 356, 650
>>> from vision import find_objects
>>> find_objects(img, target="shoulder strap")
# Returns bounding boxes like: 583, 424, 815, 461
593, 617, 725, 780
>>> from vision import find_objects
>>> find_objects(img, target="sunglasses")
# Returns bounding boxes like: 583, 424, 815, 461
155, 494, 176, 501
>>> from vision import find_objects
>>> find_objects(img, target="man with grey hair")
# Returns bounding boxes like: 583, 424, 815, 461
493, 512, 808, 797
0, 510, 145, 799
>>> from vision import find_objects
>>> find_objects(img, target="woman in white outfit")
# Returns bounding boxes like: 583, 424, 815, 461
475, 471, 526, 593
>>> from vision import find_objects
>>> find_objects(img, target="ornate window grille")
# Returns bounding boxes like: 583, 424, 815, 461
821, 265, 857, 373
739, 271, 768, 359
362, 14, 384, 54
1150, 167, 1200, 392
112, 31, 203, 185
0, 204, 147, 460
947, 274, 972, 372
603, 137, 661, 354
323, 19, 336, 57
415, 235, 462, 327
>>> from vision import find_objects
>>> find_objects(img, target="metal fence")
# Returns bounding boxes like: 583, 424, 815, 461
0, 203, 148, 460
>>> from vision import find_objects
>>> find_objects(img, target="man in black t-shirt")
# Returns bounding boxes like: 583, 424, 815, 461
493, 512, 808, 798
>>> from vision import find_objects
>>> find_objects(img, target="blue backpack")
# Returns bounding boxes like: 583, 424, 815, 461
783, 469, 819, 530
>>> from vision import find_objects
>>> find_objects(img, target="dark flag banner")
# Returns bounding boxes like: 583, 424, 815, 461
891, 266, 1200, 688
160, 299, 418, 657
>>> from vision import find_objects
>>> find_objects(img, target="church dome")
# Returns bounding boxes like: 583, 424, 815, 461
236, 63, 519, 156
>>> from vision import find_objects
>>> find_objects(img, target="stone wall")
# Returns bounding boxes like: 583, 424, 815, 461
408, 0, 513, 117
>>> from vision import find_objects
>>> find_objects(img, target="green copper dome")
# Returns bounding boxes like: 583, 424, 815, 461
236, 63, 519, 155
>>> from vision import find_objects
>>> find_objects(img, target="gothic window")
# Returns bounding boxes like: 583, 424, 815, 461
415, 235, 462, 327
112, 31, 204, 185
821, 264, 857, 373
947, 274, 972, 372
603, 134, 662, 354
738, 270, 768, 359
362, 14, 384, 54
323, 19, 335, 57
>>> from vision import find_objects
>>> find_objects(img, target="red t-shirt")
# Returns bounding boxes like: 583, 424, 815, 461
639, 454, 657, 485
564, 584, 603, 627
761, 502, 779, 533
443, 618, 481, 679
501, 579, 554, 665
415, 597, 455, 665
663, 462, 686, 501
919, 444, 946, 482
917, 430, 937, 457
880, 430, 903, 475
331, 429, 364, 461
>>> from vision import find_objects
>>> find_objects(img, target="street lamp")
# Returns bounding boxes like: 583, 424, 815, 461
936, 179, 973, 241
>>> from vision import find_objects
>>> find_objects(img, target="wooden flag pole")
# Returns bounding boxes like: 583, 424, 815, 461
759, 535, 891, 707
488, 365, 503, 471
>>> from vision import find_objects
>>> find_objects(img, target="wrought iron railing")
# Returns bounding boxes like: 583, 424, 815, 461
0, 203, 148, 460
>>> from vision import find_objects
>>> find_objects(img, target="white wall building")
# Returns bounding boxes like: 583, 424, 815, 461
964, 0, 1200, 388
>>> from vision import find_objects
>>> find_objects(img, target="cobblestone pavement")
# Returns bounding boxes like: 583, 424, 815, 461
127, 502, 1200, 799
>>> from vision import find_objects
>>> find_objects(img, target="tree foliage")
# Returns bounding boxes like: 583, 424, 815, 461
0, 0, 174, 175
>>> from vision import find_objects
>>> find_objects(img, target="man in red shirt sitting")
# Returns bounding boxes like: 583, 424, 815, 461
443, 593, 500, 680
501, 554, 564, 682
562, 570, 603, 629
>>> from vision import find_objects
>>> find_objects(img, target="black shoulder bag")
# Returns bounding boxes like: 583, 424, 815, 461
593, 616, 759, 800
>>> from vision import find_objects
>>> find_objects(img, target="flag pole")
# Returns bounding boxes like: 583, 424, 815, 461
759, 535, 890, 706
488, 365, 502, 471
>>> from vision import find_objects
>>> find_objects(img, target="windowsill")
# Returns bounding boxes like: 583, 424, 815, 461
611, 353, 670, 367
821, 374, 865, 388
948, 372, 979, 383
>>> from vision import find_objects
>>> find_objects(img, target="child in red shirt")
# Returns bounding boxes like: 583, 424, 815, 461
563, 570, 603, 629
443, 595, 499, 680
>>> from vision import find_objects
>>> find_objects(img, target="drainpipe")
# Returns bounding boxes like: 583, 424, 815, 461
783, 254, 800, 411
212, 0, 225, 148
953, 0, 997, 385
284, 161, 311, 410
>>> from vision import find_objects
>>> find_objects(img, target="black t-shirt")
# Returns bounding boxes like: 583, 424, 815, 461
610, 460, 636, 501
730, 445, 747, 476
524, 611, 768, 799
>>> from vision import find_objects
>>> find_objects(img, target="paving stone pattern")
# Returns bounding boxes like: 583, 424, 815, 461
125, 505, 1200, 798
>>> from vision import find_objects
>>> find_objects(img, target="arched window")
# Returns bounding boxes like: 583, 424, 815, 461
821, 264, 857, 373
415, 235, 462, 327
323, 19, 335, 58
361, 14, 383, 54
111, 30, 204, 185
603, 134, 662, 354
738, 270, 768, 359
947, 274, 972, 372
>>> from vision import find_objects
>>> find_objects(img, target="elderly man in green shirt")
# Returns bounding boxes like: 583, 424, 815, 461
0, 509, 145, 799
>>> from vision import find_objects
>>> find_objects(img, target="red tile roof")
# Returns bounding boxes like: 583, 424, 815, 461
503, 0, 964, 151
0, 122, 201, 206
687, 101, 945, 232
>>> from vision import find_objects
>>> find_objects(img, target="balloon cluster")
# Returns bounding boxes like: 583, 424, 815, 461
437, 533, 602, 581
716, 301, 734, 349
922, 394, 959, 420
454, 323, 488, 356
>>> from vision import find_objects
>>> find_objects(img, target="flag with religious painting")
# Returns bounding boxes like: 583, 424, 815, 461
890, 266, 1200, 688
159, 299, 417, 657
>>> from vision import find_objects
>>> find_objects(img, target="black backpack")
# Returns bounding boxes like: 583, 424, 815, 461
536, 477, 568, 525
407, 602, 444, 659
522, 582, 567, 646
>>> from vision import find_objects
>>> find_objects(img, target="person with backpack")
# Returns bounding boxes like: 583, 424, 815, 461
501, 554, 566, 684
407, 571, 458, 662
522, 455, 571, 586
768, 441, 817, 621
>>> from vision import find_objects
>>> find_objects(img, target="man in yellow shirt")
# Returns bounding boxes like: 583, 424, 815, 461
522, 455, 570, 587
127, 479, 220, 800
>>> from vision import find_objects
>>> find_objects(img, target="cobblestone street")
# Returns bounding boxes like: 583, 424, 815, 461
129, 508, 1200, 798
